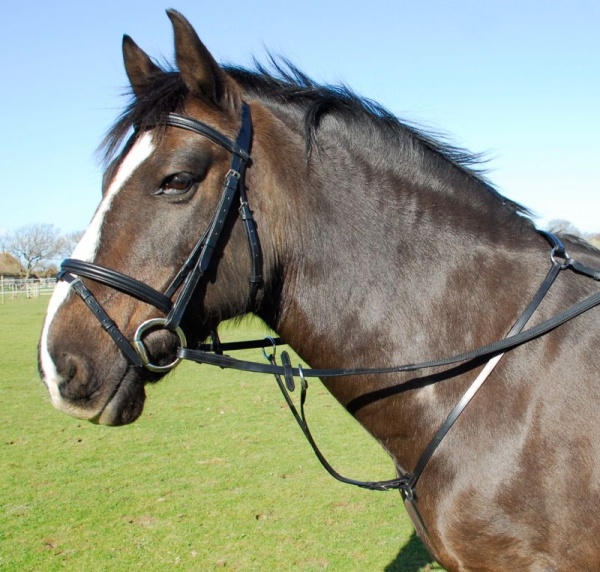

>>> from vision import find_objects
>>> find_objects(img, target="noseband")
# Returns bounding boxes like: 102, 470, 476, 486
58, 102, 259, 372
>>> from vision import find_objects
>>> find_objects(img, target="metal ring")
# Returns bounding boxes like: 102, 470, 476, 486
262, 336, 278, 362
133, 318, 187, 373
298, 364, 308, 391
550, 246, 572, 270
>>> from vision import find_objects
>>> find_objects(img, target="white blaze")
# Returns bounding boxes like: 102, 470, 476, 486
73, 132, 156, 262
40, 133, 156, 413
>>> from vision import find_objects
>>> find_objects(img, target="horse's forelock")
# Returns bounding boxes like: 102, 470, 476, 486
99, 71, 187, 167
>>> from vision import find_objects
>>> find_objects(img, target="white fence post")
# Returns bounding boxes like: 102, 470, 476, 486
0, 277, 56, 301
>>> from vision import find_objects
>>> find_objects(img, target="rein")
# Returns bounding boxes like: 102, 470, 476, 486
178, 235, 600, 496
177, 233, 600, 546
57, 101, 600, 541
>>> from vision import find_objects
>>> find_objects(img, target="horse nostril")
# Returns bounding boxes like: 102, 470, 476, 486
56, 354, 95, 402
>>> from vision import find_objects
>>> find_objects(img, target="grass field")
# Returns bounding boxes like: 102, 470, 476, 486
1, 297, 443, 571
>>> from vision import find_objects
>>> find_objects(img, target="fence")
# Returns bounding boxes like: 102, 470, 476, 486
0, 277, 56, 303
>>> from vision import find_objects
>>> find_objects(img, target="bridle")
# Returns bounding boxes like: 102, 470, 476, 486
59, 101, 259, 372
57, 100, 600, 548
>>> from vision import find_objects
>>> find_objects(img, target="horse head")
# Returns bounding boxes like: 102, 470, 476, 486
39, 11, 268, 425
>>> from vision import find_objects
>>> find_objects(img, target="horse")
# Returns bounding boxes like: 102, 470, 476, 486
38, 10, 600, 570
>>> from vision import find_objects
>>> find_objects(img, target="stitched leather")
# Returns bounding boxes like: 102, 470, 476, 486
60, 259, 172, 314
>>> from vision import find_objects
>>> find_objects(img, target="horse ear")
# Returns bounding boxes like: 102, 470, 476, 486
122, 35, 162, 98
166, 9, 237, 107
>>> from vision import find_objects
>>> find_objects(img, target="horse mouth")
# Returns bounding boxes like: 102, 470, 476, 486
92, 369, 147, 426
42, 326, 180, 426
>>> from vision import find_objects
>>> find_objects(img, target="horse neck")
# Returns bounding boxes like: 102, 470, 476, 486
251, 104, 544, 467
259, 127, 539, 358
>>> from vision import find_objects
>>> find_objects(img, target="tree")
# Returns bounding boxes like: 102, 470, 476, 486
545, 219, 600, 249
60, 230, 85, 257
4, 224, 64, 279
546, 219, 581, 237
588, 234, 600, 249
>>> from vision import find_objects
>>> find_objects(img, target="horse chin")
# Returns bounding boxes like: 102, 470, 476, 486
92, 369, 147, 426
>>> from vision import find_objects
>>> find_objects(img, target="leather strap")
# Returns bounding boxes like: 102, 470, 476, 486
164, 167, 245, 329
161, 113, 250, 160
60, 259, 172, 314
177, 284, 600, 378
571, 260, 600, 280
403, 260, 563, 500
270, 352, 409, 491
164, 102, 255, 330
59, 273, 144, 368
59, 102, 257, 364
175, 247, 600, 536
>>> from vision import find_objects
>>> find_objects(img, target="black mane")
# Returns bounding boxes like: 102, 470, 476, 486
100, 70, 187, 163
101, 60, 530, 218
228, 60, 485, 168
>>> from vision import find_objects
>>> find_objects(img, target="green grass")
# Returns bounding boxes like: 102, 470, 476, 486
0, 297, 442, 571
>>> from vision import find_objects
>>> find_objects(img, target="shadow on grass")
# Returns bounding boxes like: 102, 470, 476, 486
384, 531, 439, 571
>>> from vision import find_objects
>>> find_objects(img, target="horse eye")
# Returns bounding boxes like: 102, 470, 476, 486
158, 172, 197, 196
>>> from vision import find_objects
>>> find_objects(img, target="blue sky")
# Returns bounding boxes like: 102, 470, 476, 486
2, 0, 598, 235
